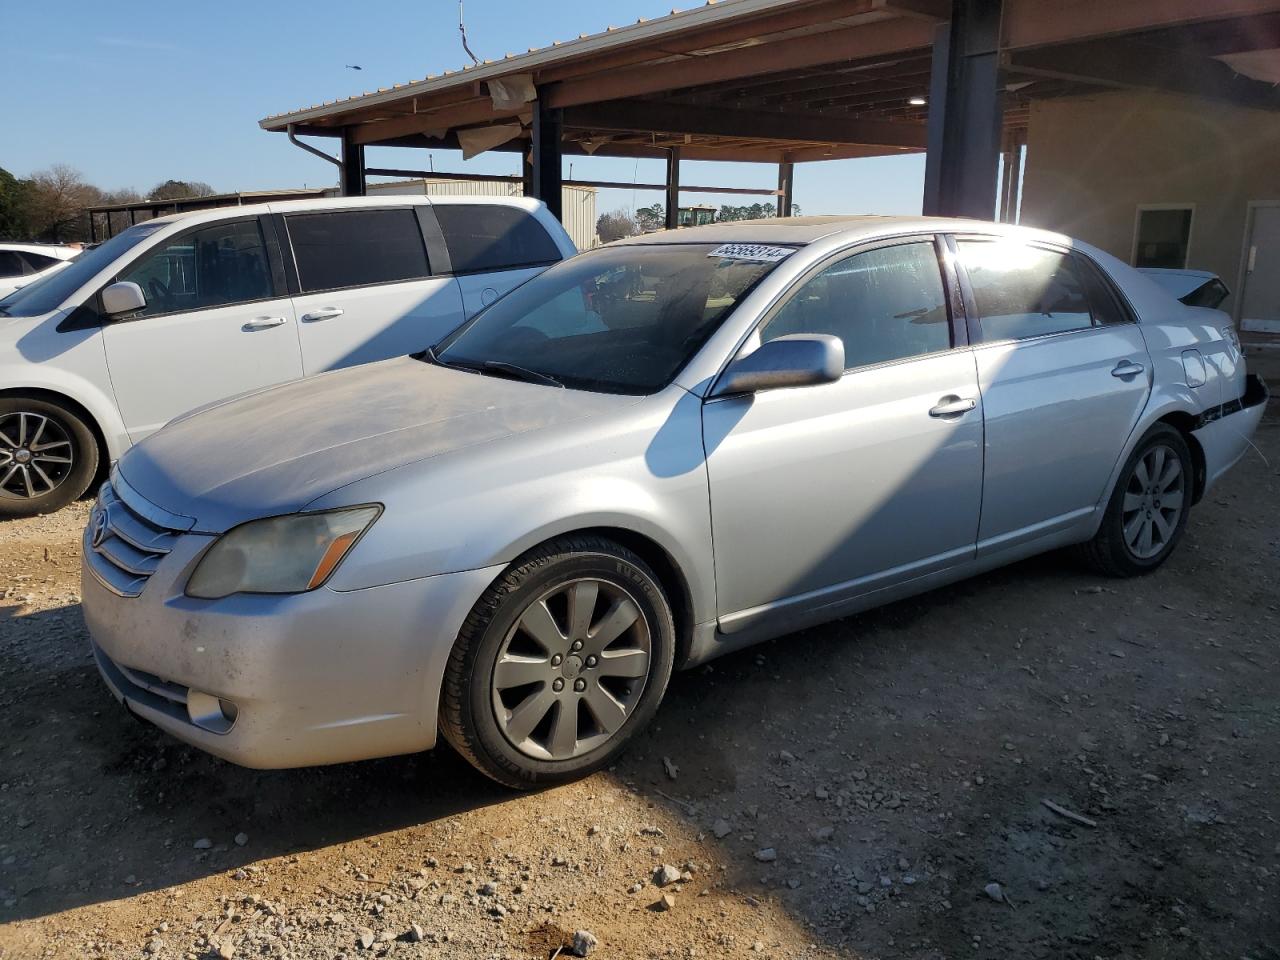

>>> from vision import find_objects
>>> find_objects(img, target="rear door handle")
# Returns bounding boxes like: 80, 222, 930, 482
242, 316, 287, 331
301, 307, 344, 322
929, 396, 977, 418
1112, 360, 1145, 379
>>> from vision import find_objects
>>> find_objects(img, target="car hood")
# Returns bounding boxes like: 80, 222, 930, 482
117, 357, 641, 532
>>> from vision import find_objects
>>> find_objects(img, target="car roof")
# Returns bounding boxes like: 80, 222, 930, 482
608, 215, 1071, 247
0, 242, 80, 259
135, 193, 546, 230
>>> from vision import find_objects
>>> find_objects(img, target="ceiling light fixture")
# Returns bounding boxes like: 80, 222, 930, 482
908, 97, 927, 106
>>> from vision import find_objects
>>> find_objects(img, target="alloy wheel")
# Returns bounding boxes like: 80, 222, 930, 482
492, 578, 653, 761
0, 412, 75, 501
1122, 443, 1185, 560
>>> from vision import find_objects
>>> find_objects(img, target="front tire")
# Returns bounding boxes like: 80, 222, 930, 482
439, 535, 675, 789
0, 398, 99, 519
1078, 423, 1192, 577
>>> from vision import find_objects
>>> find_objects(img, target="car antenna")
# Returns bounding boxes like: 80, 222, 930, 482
458, 0, 480, 66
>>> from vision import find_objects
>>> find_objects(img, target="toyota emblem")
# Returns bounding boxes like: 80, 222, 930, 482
91, 510, 110, 549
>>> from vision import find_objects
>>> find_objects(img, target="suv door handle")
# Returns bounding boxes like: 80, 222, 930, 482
929, 396, 977, 418
242, 316, 287, 331
1112, 360, 1145, 379
301, 307, 344, 322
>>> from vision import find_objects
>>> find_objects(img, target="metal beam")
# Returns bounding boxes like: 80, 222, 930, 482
1002, 0, 1280, 51
665, 148, 681, 230
922, 0, 1003, 219
531, 100, 563, 220
1007, 39, 1280, 111
777, 162, 795, 216
565, 99, 927, 149
340, 128, 366, 196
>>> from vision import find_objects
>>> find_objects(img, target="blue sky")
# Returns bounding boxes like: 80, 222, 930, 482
2, 0, 925, 217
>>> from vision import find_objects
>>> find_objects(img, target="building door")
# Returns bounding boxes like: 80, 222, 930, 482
1240, 205, 1280, 332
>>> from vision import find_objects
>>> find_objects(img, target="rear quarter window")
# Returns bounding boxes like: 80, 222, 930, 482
433, 204, 563, 274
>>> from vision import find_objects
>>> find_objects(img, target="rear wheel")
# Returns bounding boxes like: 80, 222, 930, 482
1077, 423, 1192, 577
0, 398, 99, 519
439, 535, 675, 789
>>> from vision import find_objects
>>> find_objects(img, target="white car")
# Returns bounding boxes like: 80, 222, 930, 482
0, 242, 81, 299
0, 196, 575, 517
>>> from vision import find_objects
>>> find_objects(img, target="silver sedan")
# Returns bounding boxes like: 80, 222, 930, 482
81, 216, 1268, 787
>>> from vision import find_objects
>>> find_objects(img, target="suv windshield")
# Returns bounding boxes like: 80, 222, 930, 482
434, 243, 787, 394
0, 224, 163, 318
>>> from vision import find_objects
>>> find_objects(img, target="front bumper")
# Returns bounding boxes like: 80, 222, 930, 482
1193, 373, 1269, 495
82, 516, 501, 769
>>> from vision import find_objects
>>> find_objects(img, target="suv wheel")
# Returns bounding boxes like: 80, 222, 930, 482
1077, 423, 1192, 577
0, 398, 99, 519
440, 536, 675, 789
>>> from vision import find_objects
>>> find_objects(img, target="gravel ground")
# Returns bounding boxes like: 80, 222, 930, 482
2, 363, 1279, 960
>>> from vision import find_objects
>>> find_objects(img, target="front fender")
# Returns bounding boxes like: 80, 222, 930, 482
0, 324, 129, 461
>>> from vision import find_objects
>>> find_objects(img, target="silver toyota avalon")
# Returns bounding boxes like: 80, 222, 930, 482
81, 216, 1267, 788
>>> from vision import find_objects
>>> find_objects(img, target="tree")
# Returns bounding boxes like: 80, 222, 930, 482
147, 179, 216, 202
24, 164, 102, 241
634, 203, 665, 232
0, 167, 33, 240
595, 209, 638, 243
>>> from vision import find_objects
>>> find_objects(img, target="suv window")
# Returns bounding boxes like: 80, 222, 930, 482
20, 252, 59, 272
119, 219, 273, 317
433, 204, 563, 274
957, 239, 1093, 342
0, 251, 26, 278
762, 241, 952, 369
287, 208, 430, 293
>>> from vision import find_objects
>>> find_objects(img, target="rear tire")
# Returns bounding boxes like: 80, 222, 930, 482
439, 535, 675, 790
1077, 423, 1192, 577
0, 398, 99, 519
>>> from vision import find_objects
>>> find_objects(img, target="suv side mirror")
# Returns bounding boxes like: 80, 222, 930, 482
711, 334, 844, 397
101, 281, 146, 318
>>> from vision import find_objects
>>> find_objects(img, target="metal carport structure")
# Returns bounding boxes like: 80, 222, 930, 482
259, 0, 1280, 229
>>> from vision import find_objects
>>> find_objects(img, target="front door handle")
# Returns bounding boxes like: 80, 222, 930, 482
929, 396, 977, 418
1112, 360, 1145, 379
301, 307, 344, 323
242, 316, 287, 331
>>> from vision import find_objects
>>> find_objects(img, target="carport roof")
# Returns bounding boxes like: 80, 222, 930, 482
260, 0, 1280, 164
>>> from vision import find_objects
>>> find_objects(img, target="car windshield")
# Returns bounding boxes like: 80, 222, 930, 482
433, 243, 789, 394
0, 224, 163, 318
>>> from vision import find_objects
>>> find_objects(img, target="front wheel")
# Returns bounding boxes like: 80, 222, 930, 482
0, 399, 99, 519
439, 536, 675, 789
1077, 423, 1192, 577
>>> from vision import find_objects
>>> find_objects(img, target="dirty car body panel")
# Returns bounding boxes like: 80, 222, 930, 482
81, 216, 1268, 770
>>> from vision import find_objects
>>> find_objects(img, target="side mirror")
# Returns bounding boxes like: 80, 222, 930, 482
711, 334, 844, 397
101, 281, 146, 318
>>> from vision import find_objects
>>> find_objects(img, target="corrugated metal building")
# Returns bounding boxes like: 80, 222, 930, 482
362, 178, 598, 250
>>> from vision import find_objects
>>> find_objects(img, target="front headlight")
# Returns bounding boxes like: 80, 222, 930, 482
185, 506, 380, 600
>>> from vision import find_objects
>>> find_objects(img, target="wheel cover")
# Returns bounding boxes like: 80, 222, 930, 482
492, 577, 653, 761
1122, 442, 1185, 560
0, 412, 75, 501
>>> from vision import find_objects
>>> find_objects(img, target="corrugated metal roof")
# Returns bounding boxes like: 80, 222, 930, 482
259, 0, 811, 129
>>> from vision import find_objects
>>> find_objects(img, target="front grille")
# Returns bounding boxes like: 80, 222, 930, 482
85, 479, 183, 598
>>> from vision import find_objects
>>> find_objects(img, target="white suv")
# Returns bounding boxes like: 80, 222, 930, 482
0, 196, 576, 517
0, 242, 81, 299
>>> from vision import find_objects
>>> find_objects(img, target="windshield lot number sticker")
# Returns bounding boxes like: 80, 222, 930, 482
709, 243, 794, 263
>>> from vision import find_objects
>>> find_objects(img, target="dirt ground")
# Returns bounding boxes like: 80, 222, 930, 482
2, 362, 1279, 960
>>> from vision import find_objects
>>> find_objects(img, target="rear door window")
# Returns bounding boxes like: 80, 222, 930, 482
286, 208, 431, 293
433, 204, 563, 274
957, 239, 1093, 342
117, 219, 274, 317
